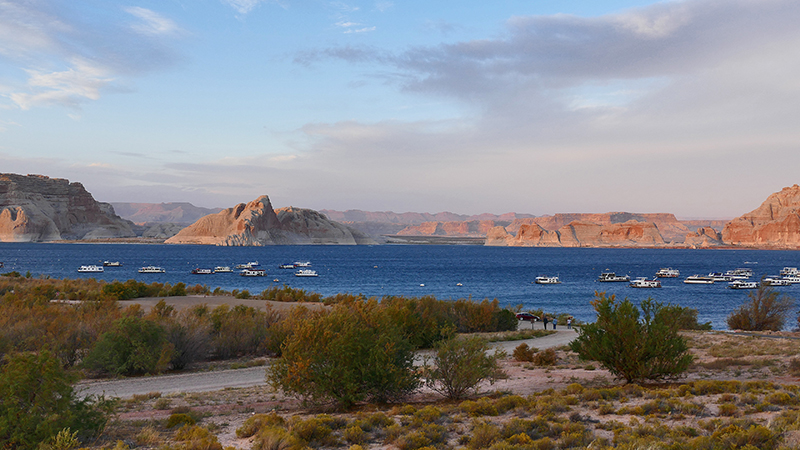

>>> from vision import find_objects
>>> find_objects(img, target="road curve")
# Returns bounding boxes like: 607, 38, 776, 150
77, 321, 578, 399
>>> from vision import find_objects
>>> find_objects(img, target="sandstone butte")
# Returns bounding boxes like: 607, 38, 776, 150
722, 184, 800, 249
164, 195, 376, 246
0, 173, 134, 242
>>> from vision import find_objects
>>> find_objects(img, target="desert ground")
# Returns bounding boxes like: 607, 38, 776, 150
87, 295, 800, 450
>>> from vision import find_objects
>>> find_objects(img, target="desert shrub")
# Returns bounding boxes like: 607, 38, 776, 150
173, 425, 223, 450
569, 292, 694, 384
163, 307, 213, 370
210, 304, 280, 359
83, 315, 173, 376
343, 425, 365, 444
268, 300, 419, 409
252, 426, 292, 450
236, 412, 286, 438
728, 284, 794, 331
166, 413, 197, 429
0, 351, 110, 449
532, 348, 557, 366
512, 343, 536, 362
425, 336, 506, 400
467, 421, 501, 449
262, 285, 323, 303
662, 304, 712, 330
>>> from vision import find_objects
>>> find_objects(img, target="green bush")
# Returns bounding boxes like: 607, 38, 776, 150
728, 284, 794, 331
569, 292, 694, 384
425, 336, 506, 400
0, 351, 110, 449
166, 413, 197, 429
83, 315, 174, 376
268, 300, 419, 409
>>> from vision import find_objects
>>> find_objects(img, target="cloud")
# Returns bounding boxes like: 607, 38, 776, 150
9, 58, 113, 110
1, 1, 184, 110
374, 1, 393, 12
124, 7, 181, 36
344, 26, 376, 34
281, 0, 800, 216
221, 0, 269, 15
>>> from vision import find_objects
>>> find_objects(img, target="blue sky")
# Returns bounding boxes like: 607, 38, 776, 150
2, 0, 799, 218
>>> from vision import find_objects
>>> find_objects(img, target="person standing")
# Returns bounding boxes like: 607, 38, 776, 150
553, 318, 557, 330
542, 316, 548, 330
567, 318, 572, 329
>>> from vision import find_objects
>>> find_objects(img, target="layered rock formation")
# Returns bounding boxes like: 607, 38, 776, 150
165, 196, 375, 246
721, 185, 800, 248
487, 219, 665, 247
396, 220, 497, 237
685, 227, 724, 248
0, 173, 135, 242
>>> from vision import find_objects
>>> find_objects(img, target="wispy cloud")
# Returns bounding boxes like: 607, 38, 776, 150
374, 1, 393, 13
0, 2, 184, 110
124, 7, 181, 36
221, 0, 268, 15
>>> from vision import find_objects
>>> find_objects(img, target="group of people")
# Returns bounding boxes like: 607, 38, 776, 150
541, 316, 571, 330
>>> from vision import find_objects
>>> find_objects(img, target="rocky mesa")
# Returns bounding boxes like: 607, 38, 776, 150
165, 195, 375, 246
721, 184, 800, 249
487, 219, 667, 247
0, 173, 134, 242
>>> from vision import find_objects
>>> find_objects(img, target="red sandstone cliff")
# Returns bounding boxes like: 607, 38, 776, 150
486, 219, 666, 247
397, 220, 497, 237
0, 173, 134, 242
165, 196, 375, 246
721, 185, 800, 248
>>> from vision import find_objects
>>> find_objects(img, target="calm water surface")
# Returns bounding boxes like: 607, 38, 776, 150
2, 243, 799, 330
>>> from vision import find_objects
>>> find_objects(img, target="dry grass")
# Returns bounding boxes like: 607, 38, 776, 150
83, 330, 800, 450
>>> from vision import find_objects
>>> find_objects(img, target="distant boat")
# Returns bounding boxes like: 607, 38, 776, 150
278, 263, 296, 269
684, 275, 714, 284
78, 265, 104, 273
235, 262, 259, 269
629, 277, 661, 288
534, 276, 561, 285
728, 280, 758, 289
762, 277, 790, 287
240, 269, 266, 277
655, 268, 679, 278
295, 269, 318, 277
598, 271, 630, 282
293, 261, 312, 267
103, 261, 122, 267
214, 266, 233, 273
780, 267, 799, 276
191, 268, 213, 275
139, 266, 165, 273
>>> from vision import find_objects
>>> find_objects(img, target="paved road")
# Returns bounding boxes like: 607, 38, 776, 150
76, 320, 578, 399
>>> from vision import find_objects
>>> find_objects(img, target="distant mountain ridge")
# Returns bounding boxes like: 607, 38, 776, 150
111, 202, 223, 224
320, 209, 536, 225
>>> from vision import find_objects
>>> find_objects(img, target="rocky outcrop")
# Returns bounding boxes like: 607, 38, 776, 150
685, 227, 724, 248
504, 213, 689, 243
0, 173, 135, 242
722, 185, 800, 248
486, 219, 665, 247
165, 196, 375, 246
397, 220, 497, 237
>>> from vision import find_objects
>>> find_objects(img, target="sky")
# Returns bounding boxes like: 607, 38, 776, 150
2, 0, 800, 219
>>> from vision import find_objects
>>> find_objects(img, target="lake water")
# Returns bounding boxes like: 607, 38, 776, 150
2, 243, 799, 330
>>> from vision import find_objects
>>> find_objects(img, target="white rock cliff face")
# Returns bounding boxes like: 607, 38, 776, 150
165, 196, 376, 246
0, 173, 134, 242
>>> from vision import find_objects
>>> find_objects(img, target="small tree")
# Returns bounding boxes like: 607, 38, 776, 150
268, 300, 419, 409
569, 292, 693, 384
83, 315, 173, 376
425, 336, 506, 400
728, 284, 794, 331
0, 351, 110, 449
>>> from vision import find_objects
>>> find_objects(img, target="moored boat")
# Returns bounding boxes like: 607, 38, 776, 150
598, 271, 630, 282
724, 268, 753, 279
235, 261, 259, 269
191, 268, 213, 274
240, 269, 266, 277
781, 276, 800, 284
762, 277, 791, 286
78, 265, 104, 273
728, 280, 758, 289
708, 272, 734, 282
139, 266, 165, 273
103, 261, 122, 267
684, 275, 714, 284
780, 267, 799, 277
655, 268, 680, 278
279, 263, 296, 269
293, 261, 312, 267
629, 277, 661, 288
534, 276, 561, 285
214, 266, 233, 273
295, 269, 318, 277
